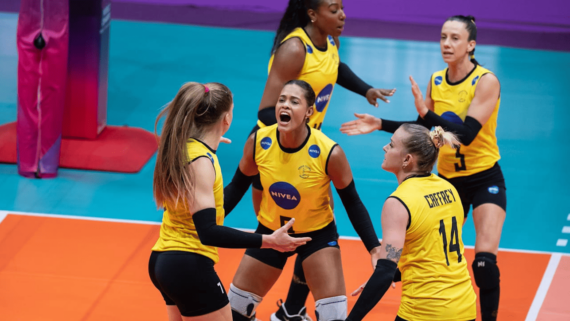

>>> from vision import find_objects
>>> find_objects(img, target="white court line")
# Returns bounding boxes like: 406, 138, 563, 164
0, 210, 569, 256
557, 239, 568, 247
525, 253, 562, 321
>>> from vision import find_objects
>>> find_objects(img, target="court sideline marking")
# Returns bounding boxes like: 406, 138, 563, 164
525, 253, 562, 321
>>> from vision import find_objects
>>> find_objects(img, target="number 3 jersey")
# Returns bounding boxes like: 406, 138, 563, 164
391, 174, 476, 321
255, 124, 337, 233
431, 65, 501, 179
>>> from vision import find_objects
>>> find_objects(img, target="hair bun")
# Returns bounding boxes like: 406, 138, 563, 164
429, 126, 445, 148
466, 15, 476, 23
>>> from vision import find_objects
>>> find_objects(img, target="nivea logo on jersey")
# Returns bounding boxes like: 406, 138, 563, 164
488, 186, 499, 194
306, 44, 313, 54
260, 137, 272, 150
269, 182, 301, 210
315, 84, 333, 112
472, 75, 480, 86
434, 76, 443, 86
328, 35, 335, 46
206, 152, 214, 164
308, 145, 321, 158
441, 111, 464, 125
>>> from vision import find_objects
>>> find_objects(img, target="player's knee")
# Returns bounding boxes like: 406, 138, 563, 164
228, 283, 263, 320
315, 295, 347, 321
472, 252, 500, 290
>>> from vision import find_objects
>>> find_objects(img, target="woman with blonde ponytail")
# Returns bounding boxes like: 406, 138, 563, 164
346, 124, 476, 321
148, 82, 310, 321
342, 14, 506, 321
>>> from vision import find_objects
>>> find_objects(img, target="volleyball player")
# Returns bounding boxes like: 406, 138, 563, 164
341, 15, 505, 321
345, 125, 476, 321
148, 82, 310, 321
223, 80, 381, 321
227, 1, 395, 319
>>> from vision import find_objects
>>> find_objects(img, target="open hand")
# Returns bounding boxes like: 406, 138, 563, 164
366, 88, 396, 107
340, 113, 381, 136
263, 218, 311, 252
409, 76, 428, 117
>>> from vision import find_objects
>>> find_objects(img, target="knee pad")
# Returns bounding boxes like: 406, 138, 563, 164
472, 252, 500, 290
228, 283, 263, 320
315, 295, 347, 321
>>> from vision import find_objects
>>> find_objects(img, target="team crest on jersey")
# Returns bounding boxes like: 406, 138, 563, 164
298, 165, 311, 179
269, 182, 301, 209
472, 75, 480, 86
306, 44, 313, 54
206, 152, 214, 164
458, 90, 468, 102
308, 145, 321, 158
315, 84, 333, 112
488, 186, 499, 194
441, 111, 464, 125
260, 137, 272, 150
434, 76, 443, 86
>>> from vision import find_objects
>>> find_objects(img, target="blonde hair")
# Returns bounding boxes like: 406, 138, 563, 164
153, 82, 232, 210
401, 124, 460, 172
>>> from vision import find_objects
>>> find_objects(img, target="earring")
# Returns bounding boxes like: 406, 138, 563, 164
311, 20, 314, 23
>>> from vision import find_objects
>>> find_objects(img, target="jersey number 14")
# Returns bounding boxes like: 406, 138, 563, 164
439, 216, 463, 266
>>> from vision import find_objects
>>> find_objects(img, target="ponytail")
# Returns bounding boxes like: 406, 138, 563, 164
153, 82, 232, 210
271, 0, 322, 54
401, 124, 461, 173
446, 15, 479, 65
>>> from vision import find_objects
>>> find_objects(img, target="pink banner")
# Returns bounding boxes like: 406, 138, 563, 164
17, 0, 69, 178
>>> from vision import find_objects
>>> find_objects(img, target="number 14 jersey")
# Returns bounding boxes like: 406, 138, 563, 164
391, 174, 476, 321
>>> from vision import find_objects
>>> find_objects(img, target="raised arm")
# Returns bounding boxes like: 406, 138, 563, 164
411, 74, 500, 145
258, 39, 305, 111
327, 145, 381, 255
223, 133, 259, 215
346, 197, 408, 321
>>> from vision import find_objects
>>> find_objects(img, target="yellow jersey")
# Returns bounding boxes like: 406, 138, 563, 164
152, 139, 225, 264
264, 27, 340, 131
431, 65, 501, 179
255, 124, 337, 233
391, 174, 476, 321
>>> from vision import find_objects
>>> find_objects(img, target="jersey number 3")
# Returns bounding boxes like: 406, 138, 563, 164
454, 146, 466, 172
439, 216, 463, 266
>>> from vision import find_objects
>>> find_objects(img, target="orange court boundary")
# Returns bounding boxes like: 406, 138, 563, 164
0, 210, 568, 321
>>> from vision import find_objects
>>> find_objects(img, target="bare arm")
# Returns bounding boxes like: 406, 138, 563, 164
258, 39, 305, 110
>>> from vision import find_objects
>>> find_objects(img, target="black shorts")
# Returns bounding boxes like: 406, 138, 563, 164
440, 162, 507, 218
148, 251, 229, 317
245, 221, 340, 269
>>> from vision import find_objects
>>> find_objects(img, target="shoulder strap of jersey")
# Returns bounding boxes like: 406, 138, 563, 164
281, 27, 308, 45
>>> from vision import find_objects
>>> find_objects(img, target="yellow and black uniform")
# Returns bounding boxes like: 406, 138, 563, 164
263, 27, 340, 130
255, 124, 337, 233
152, 138, 225, 263
429, 65, 507, 217
430, 65, 500, 179
391, 174, 477, 321
244, 124, 341, 269
149, 139, 229, 317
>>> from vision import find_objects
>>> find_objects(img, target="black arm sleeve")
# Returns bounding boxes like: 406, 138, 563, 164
423, 110, 483, 146
193, 208, 263, 248
336, 62, 373, 97
223, 167, 254, 216
336, 180, 381, 252
381, 115, 431, 133
346, 259, 398, 321
258, 106, 277, 126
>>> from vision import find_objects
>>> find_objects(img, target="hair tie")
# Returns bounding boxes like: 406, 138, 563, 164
204, 85, 209, 93
471, 19, 476, 25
